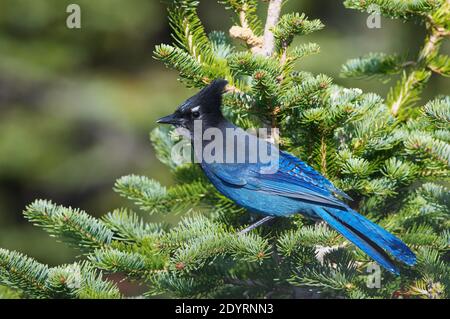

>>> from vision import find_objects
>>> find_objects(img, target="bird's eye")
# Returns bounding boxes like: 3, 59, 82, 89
192, 111, 200, 118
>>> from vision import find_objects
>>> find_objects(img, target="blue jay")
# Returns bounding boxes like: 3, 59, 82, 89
157, 79, 416, 274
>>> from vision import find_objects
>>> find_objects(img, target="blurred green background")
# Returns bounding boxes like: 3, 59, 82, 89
0, 0, 448, 268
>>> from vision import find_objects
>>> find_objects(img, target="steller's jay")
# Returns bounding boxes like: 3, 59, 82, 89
157, 79, 416, 274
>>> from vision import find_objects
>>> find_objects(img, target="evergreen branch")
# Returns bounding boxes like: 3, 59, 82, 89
403, 131, 450, 166
24, 200, 113, 249
341, 101, 397, 154
414, 246, 449, 297
388, 69, 431, 116
428, 54, 450, 76
209, 31, 234, 59
0, 250, 120, 299
227, 51, 281, 78
167, 1, 214, 64
277, 224, 341, 257
170, 234, 230, 271
280, 73, 332, 109
280, 43, 321, 78
114, 175, 216, 214
0, 249, 50, 298
147, 270, 221, 297
159, 214, 227, 251
231, 232, 272, 263
272, 13, 324, 52
410, 279, 447, 298
169, 231, 270, 272
150, 126, 181, 169
252, 69, 279, 107
419, 183, 449, 208
103, 208, 167, 242
172, 163, 207, 184
383, 183, 449, 231
160, 214, 270, 272
344, 0, 440, 20
401, 224, 449, 251
289, 254, 358, 293
114, 175, 167, 213
341, 53, 404, 78
382, 157, 417, 184
340, 157, 375, 178
46, 263, 120, 299
423, 96, 450, 124
89, 249, 162, 278
154, 44, 206, 87
0, 285, 20, 299
289, 43, 321, 61
434, 129, 450, 143
345, 0, 449, 116
73, 262, 122, 299
389, 1, 449, 115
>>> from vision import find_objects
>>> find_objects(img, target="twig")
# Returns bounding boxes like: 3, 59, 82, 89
225, 84, 241, 93
229, 26, 263, 52
320, 135, 328, 177
223, 277, 267, 289
229, 3, 263, 53
261, 0, 283, 57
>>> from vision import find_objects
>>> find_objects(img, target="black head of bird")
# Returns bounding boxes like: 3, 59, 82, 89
156, 79, 228, 133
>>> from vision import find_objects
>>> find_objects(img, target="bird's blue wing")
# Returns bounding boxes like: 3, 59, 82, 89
278, 151, 352, 200
245, 150, 349, 209
204, 150, 349, 208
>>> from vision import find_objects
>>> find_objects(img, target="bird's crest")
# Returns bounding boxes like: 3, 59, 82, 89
183, 79, 228, 113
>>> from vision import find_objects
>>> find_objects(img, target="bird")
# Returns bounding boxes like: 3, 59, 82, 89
157, 79, 416, 274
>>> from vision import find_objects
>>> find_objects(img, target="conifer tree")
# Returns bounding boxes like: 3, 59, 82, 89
0, 0, 448, 299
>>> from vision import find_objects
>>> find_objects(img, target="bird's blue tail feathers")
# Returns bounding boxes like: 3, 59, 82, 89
314, 207, 416, 275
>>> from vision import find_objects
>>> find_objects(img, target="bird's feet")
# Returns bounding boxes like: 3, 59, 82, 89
238, 216, 275, 235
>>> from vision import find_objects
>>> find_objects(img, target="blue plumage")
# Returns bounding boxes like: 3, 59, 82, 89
157, 79, 416, 274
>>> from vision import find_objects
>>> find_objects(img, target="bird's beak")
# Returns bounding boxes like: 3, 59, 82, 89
156, 113, 179, 125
